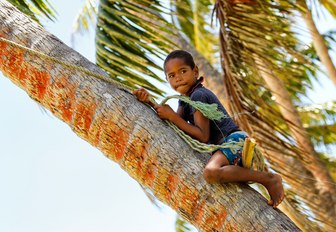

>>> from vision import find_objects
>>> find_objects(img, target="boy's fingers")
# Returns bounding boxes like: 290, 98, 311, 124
133, 88, 145, 94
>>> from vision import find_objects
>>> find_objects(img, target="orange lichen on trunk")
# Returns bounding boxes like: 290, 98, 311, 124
193, 199, 206, 226
175, 185, 200, 218
98, 115, 130, 162
115, 125, 160, 188
72, 91, 97, 140
223, 220, 240, 232
1, 41, 51, 104
88, 111, 104, 147
122, 136, 148, 180
0, 41, 5, 66
26, 66, 51, 102
46, 75, 78, 123
153, 168, 171, 199
165, 173, 179, 204
0, 41, 27, 88
203, 206, 228, 231
142, 155, 158, 188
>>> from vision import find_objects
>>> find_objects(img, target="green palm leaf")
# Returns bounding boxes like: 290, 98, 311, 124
175, 215, 194, 232
172, 0, 219, 65
319, 0, 336, 17
6, 0, 56, 23
299, 101, 336, 146
95, 0, 180, 96
299, 101, 336, 123
72, 0, 98, 34
307, 123, 336, 146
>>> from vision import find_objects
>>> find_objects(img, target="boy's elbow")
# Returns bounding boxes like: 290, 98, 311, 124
193, 127, 210, 143
199, 134, 210, 143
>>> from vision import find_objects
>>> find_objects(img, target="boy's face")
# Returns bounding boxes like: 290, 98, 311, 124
165, 58, 199, 96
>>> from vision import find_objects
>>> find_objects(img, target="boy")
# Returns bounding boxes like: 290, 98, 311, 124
133, 50, 284, 208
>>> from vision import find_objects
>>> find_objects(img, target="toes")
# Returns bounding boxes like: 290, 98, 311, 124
273, 201, 279, 208
277, 195, 285, 206
273, 197, 284, 208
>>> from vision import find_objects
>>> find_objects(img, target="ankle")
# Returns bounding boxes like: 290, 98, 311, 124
263, 173, 277, 186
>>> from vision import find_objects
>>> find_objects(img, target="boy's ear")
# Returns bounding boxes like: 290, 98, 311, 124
194, 65, 199, 77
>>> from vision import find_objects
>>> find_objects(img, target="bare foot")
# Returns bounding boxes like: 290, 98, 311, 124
264, 174, 285, 208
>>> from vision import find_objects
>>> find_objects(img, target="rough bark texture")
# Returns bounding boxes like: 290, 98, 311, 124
0, 1, 299, 231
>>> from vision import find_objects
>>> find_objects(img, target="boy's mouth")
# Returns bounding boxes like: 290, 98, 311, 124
175, 85, 185, 91
176, 83, 186, 89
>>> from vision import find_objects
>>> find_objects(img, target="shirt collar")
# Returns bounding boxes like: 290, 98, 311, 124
187, 76, 204, 96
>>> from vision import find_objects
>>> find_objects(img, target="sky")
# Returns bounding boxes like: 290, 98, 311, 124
0, 1, 335, 232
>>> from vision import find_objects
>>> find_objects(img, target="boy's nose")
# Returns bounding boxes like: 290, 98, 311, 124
175, 73, 182, 81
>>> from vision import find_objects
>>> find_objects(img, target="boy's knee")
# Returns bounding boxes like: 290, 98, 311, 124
203, 167, 219, 184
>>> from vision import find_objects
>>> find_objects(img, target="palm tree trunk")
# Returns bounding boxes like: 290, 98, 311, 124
0, 1, 299, 231
300, 1, 336, 85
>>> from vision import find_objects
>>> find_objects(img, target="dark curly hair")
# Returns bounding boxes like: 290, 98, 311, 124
163, 50, 196, 71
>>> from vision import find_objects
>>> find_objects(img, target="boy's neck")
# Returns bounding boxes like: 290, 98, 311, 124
186, 76, 204, 96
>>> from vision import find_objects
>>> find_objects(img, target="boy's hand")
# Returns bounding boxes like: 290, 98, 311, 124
133, 88, 151, 104
154, 104, 176, 121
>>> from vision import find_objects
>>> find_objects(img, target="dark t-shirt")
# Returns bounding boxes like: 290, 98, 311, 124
178, 83, 240, 145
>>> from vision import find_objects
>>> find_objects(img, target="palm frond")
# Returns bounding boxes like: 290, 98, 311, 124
72, 0, 98, 35
299, 101, 336, 124
171, 0, 220, 65
6, 0, 56, 23
307, 123, 336, 146
318, 152, 336, 181
319, 0, 336, 17
299, 101, 336, 147
95, 0, 180, 96
298, 101, 336, 149
175, 215, 194, 232
214, 0, 336, 230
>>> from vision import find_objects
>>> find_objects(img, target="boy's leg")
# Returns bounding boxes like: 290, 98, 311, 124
203, 151, 284, 208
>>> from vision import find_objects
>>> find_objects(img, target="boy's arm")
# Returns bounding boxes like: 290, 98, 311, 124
154, 104, 210, 143
176, 106, 184, 117
134, 89, 210, 143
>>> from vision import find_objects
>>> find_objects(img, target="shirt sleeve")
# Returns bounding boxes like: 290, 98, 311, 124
178, 99, 185, 107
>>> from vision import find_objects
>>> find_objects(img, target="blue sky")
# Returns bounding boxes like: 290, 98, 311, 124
0, 1, 335, 232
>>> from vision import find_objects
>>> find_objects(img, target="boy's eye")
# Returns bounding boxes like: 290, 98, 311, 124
168, 75, 174, 79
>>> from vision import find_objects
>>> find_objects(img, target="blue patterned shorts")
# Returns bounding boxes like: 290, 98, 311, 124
217, 131, 248, 167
